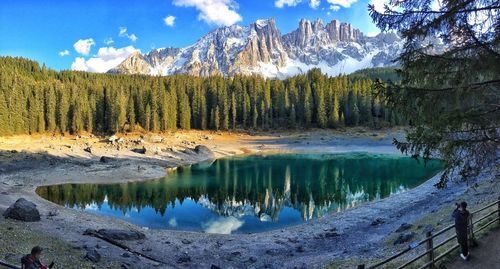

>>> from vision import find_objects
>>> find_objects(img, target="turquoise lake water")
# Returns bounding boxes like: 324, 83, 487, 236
36, 153, 442, 234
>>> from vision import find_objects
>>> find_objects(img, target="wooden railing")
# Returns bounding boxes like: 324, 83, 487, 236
358, 196, 500, 269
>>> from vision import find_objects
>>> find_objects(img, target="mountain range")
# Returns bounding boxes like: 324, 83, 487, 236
109, 18, 403, 78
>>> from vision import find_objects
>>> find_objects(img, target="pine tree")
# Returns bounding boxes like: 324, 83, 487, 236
231, 92, 237, 129
57, 88, 70, 133
178, 91, 191, 130
145, 104, 151, 131
45, 86, 57, 132
329, 93, 340, 128
127, 95, 136, 131
370, 0, 500, 186
303, 84, 312, 127
289, 104, 296, 128
0, 91, 9, 135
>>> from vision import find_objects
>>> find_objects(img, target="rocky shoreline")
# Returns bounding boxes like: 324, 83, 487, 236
0, 129, 497, 269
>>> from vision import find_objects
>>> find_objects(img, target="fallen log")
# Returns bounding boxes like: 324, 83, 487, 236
83, 229, 171, 266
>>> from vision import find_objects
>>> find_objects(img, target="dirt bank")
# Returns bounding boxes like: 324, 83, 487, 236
0, 128, 497, 269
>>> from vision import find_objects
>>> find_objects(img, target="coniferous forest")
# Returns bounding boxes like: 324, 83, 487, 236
0, 56, 403, 135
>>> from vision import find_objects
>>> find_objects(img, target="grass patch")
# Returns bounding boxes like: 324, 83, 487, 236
0, 219, 120, 268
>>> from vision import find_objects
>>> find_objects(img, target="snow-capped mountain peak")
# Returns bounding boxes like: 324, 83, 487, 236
109, 18, 404, 78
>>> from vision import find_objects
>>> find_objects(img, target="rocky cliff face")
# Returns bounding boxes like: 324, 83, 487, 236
109, 18, 404, 78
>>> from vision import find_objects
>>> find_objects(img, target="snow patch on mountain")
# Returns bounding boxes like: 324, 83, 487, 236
109, 18, 404, 77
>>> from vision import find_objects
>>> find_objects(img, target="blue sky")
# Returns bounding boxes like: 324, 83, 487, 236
0, 0, 383, 72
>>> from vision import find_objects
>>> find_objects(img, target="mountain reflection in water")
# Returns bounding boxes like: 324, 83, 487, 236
36, 153, 442, 233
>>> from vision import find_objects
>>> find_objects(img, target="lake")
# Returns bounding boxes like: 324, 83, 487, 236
36, 153, 442, 234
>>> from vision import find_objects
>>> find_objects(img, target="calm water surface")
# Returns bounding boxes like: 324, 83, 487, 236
36, 153, 442, 234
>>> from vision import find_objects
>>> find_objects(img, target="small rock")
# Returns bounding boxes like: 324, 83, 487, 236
141, 247, 152, 252
96, 229, 146, 240
211, 265, 222, 269
231, 251, 241, 256
85, 248, 101, 263
395, 223, 413, 232
121, 252, 131, 258
177, 254, 191, 263
248, 257, 257, 263
133, 138, 145, 144
324, 232, 339, 238
181, 239, 192, 244
132, 147, 146, 154
394, 232, 416, 245
3, 198, 41, 222
296, 246, 305, 253
371, 218, 385, 226
84, 146, 92, 154
108, 135, 119, 143
48, 211, 58, 217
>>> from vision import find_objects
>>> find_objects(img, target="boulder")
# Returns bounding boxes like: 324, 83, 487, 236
148, 135, 164, 143
3, 198, 41, 222
132, 147, 146, 154
96, 229, 146, 240
395, 223, 413, 232
84, 146, 92, 154
194, 145, 213, 156
108, 135, 119, 143
393, 232, 416, 245
99, 156, 114, 163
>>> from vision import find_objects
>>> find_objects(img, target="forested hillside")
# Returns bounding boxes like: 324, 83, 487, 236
0, 57, 403, 135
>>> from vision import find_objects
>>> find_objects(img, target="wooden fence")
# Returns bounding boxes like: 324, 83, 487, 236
358, 196, 500, 269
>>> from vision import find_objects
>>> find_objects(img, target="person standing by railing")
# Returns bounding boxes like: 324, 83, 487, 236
453, 201, 470, 261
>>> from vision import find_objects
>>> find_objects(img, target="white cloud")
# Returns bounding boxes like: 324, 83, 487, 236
203, 216, 244, 234
70, 46, 140, 73
128, 34, 138, 42
330, 5, 341, 11
119, 27, 127, 36
104, 38, 114, 45
370, 0, 392, 13
275, 0, 302, 8
58, 50, 70, 57
310, 0, 320, 9
168, 218, 178, 227
326, 0, 357, 8
173, 0, 242, 26
118, 27, 138, 42
73, 38, 95, 55
164, 15, 176, 26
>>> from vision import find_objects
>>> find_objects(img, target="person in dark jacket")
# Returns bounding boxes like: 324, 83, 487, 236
452, 201, 470, 260
21, 246, 53, 269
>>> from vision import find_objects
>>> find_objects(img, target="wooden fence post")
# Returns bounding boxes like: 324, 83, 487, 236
468, 213, 476, 247
426, 231, 434, 269
357, 264, 365, 269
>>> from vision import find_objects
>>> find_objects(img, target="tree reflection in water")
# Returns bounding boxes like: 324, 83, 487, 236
36, 153, 442, 233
